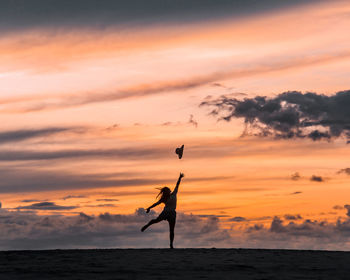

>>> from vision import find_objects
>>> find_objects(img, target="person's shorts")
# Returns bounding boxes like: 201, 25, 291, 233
157, 210, 176, 223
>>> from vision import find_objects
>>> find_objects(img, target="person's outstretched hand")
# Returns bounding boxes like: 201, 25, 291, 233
180, 172, 185, 178
146, 208, 150, 213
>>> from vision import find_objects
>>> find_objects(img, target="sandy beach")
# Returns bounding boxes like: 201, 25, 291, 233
1, 248, 350, 280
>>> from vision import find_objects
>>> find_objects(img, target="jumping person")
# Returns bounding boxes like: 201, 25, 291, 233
141, 172, 184, 249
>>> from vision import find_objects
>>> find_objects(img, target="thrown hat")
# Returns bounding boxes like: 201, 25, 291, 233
175, 144, 184, 159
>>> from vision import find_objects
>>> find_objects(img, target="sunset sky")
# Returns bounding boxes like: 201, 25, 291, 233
1, 0, 350, 250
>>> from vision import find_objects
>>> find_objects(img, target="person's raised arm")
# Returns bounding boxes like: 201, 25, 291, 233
172, 173, 184, 195
146, 200, 161, 213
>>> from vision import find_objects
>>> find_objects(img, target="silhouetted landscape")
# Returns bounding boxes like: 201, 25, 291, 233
1, 249, 350, 279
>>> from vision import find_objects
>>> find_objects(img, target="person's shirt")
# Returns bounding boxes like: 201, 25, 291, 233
164, 191, 177, 211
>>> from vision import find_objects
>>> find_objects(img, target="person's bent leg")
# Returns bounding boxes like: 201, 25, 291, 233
141, 217, 162, 232
168, 218, 176, 248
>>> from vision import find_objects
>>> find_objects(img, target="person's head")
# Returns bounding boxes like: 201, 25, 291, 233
156, 186, 171, 203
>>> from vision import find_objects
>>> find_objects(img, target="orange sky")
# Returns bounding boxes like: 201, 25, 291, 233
1, 0, 350, 234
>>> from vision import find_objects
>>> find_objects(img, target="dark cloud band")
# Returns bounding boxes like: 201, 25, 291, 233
0, 127, 82, 144
16, 202, 77, 210
0, 0, 323, 32
0, 147, 168, 161
0, 166, 232, 193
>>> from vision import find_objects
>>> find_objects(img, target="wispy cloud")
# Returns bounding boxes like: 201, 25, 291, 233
61, 195, 87, 200
290, 191, 302, 195
20, 199, 46, 203
0, 167, 232, 194
188, 114, 198, 128
337, 168, 350, 175
291, 172, 301, 181
0, 127, 83, 144
85, 204, 117, 208
310, 175, 324, 182
0, 168, 163, 193
0, 147, 168, 161
16, 202, 77, 210
2, 51, 350, 113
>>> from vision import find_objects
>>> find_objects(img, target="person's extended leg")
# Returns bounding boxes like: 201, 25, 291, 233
141, 216, 162, 232
168, 217, 176, 249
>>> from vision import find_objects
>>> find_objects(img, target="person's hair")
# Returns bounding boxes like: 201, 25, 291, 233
156, 186, 171, 203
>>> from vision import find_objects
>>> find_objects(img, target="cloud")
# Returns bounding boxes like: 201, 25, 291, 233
20, 199, 46, 203
240, 205, 350, 250
269, 216, 287, 233
160, 116, 198, 128
241, 215, 350, 250
344, 205, 350, 217
284, 214, 302, 220
201, 90, 350, 141
290, 191, 302, 195
337, 168, 350, 175
16, 202, 77, 210
0, 127, 83, 144
333, 205, 344, 210
2, 205, 350, 250
291, 172, 301, 181
0, 208, 231, 250
0, 0, 323, 33
198, 214, 231, 218
161, 121, 174, 126
61, 195, 87, 200
106, 124, 119, 131
0, 168, 165, 193
0, 167, 228, 194
96, 199, 119, 202
310, 175, 324, 182
269, 215, 346, 238
3, 50, 350, 113
188, 114, 198, 128
85, 204, 117, 208
0, 147, 169, 161
245, 224, 264, 233
212, 83, 225, 88
229, 216, 247, 222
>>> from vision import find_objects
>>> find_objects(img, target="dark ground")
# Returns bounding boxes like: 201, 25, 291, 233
1, 248, 350, 280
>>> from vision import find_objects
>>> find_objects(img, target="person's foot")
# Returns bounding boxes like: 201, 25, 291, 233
141, 225, 147, 232
170, 244, 174, 249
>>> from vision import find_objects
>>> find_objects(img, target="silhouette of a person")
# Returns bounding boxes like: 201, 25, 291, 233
141, 173, 184, 249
